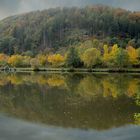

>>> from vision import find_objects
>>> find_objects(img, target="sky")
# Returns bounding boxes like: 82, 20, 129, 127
0, 0, 140, 19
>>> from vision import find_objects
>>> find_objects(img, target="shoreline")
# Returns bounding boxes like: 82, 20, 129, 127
0, 67, 140, 73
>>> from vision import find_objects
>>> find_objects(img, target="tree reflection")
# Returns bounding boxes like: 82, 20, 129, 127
0, 73, 139, 130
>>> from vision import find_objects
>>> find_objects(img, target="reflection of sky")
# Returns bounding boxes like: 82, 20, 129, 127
0, 115, 140, 140
0, 0, 140, 19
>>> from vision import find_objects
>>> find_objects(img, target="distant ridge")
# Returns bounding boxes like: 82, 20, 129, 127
0, 5, 139, 55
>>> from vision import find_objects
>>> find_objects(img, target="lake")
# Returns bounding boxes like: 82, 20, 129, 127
0, 72, 140, 140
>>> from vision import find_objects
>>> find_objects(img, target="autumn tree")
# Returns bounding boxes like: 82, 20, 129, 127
48, 54, 65, 67
82, 48, 101, 68
8, 55, 23, 67
0, 53, 9, 66
103, 44, 110, 66
103, 44, 120, 67
127, 46, 139, 65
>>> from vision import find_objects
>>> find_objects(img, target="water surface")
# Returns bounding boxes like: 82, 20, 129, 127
0, 73, 140, 140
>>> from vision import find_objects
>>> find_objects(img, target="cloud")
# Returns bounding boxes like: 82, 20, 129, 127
0, 0, 139, 19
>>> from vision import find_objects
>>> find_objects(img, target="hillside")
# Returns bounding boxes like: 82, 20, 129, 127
0, 5, 140, 55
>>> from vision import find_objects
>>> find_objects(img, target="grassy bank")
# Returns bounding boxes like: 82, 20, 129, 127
0, 67, 140, 73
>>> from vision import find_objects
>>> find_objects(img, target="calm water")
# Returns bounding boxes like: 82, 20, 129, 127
0, 72, 140, 140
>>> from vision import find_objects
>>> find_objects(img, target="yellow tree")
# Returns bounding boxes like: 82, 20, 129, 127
82, 48, 101, 68
110, 44, 119, 56
8, 55, 23, 67
48, 54, 65, 67
103, 44, 120, 67
103, 44, 110, 65
127, 46, 139, 65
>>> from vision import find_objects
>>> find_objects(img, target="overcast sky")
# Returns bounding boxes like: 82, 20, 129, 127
0, 0, 140, 20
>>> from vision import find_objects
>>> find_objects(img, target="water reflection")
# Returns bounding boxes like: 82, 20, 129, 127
0, 115, 140, 140
0, 73, 139, 131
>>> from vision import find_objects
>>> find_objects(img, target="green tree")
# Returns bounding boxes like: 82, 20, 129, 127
0, 37, 16, 55
115, 48, 129, 68
65, 47, 81, 68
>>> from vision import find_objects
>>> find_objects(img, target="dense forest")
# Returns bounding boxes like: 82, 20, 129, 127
0, 5, 140, 55
0, 5, 140, 69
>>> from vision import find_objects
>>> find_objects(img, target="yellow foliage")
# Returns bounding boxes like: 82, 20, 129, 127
82, 48, 101, 68
127, 79, 139, 97
127, 46, 139, 65
47, 75, 66, 87
8, 55, 23, 67
7, 75, 23, 85
103, 45, 110, 63
103, 44, 119, 66
102, 79, 118, 98
77, 76, 101, 100
110, 44, 119, 56
48, 54, 65, 67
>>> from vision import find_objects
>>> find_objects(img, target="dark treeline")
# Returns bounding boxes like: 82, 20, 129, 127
0, 5, 140, 55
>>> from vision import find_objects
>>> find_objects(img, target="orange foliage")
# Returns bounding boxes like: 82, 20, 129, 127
0, 53, 9, 65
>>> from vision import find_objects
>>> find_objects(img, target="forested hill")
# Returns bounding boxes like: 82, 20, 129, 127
0, 5, 140, 55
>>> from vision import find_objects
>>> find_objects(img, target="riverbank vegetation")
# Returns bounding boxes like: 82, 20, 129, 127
0, 42, 140, 70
